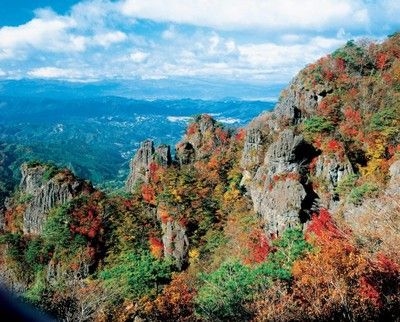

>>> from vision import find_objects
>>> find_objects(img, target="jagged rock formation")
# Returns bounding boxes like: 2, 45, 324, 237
18, 163, 93, 235
176, 114, 225, 164
157, 206, 189, 270
125, 140, 155, 191
240, 74, 350, 235
125, 140, 172, 192
274, 74, 332, 125
126, 116, 230, 267
126, 139, 190, 267
312, 154, 354, 208
247, 129, 319, 235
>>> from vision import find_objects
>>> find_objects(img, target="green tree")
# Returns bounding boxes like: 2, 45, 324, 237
101, 251, 172, 300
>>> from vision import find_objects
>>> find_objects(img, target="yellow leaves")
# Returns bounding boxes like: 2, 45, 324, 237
189, 248, 200, 265
360, 136, 389, 181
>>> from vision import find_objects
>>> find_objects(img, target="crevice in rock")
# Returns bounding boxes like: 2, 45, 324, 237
299, 182, 319, 223
295, 140, 321, 223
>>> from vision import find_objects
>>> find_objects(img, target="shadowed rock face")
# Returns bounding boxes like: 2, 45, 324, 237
175, 114, 225, 165
246, 129, 319, 236
240, 74, 349, 236
19, 164, 93, 235
125, 140, 155, 192
274, 74, 332, 124
125, 140, 172, 192
158, 205, 189, 271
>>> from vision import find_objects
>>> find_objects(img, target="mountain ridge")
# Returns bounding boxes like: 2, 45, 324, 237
0, 34, 399, 321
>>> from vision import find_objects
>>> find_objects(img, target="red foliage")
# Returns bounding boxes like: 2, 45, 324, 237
376, 253, 400, 272
376, 52, 388, 70
141, 184, 156, 205
186, 123, 198, 135
340, 106, 362, 138
271, 172, 301, 187
306, 209, 343, 242
158, 208, 171, 224
149, 236, 164, 259
244, 228, 270, 264
335, 57, 346, 72
359, 276, 382, 307
323, 69, 335, 81
235, 128, 246, 142
149, 162, 160, 183
215, 127, 229, 144
325, 139, 342, 153
70, 206, 102, 240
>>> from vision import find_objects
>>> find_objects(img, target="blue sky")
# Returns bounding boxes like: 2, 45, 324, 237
0, 0, 399, 88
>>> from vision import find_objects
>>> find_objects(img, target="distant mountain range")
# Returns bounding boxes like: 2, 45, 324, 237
0, 78, 283, 101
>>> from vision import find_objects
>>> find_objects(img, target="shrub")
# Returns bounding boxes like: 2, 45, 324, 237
100, 251, 172, 300
195, 261, 256, 321
303, 116, 334, 135
348, 182, 379, 205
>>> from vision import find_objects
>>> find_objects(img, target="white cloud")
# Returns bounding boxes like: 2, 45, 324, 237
0, 0, 399, 88
0, 9, 82, 53
119, 0, 369, 31
237, 36, 345, 81
27, 67, 88, 79
92, 31, 127, 47
130, 50, 149, 63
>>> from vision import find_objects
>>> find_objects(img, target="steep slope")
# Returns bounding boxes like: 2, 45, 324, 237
241, 34, 400, 236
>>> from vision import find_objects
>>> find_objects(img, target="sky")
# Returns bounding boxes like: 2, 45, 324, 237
0, 0, 399, 89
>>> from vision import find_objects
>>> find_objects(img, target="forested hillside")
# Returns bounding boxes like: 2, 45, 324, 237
0, 34, 399, 321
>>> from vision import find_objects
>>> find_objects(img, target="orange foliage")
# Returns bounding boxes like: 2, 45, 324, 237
376, 52, 389, 70
340, 106, 362, 139
149, 162, 161, 183
186, 123, 198, 135
215, 127, 229, 144
306, 208, 344, 242
145, 272, 197, 321
325, 139, 343, 154
141, 184, 156, 205
149, 236, 163, 259
235, 128, 246, 142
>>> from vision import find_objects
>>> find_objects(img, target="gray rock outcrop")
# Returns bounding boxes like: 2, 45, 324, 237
125, 140, 155, 192
125, 140, 172, 192
159, 213, 189, 270
176, 114, 227, 164
19, 163, 92, 235
247, 129, 318, 236
274, 74, 332, 124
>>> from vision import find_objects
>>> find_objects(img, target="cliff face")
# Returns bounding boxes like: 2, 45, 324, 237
125, 140, 171, 192
241, 86, 328, 235
125, 115, 232, 268
176, 114, 227, 164
239, 38, 400, 235
247, 129, 318, 235
17, 163, 93, 234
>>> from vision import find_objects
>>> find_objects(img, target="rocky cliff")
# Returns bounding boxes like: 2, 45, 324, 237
125, 140, 171, 192
11, 163, 93, 234
176, 114, 228, 164
240, 81, 338, 235
124, 115, 232, 268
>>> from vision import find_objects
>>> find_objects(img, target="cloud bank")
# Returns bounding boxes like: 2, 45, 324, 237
0, 0, 399, 86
